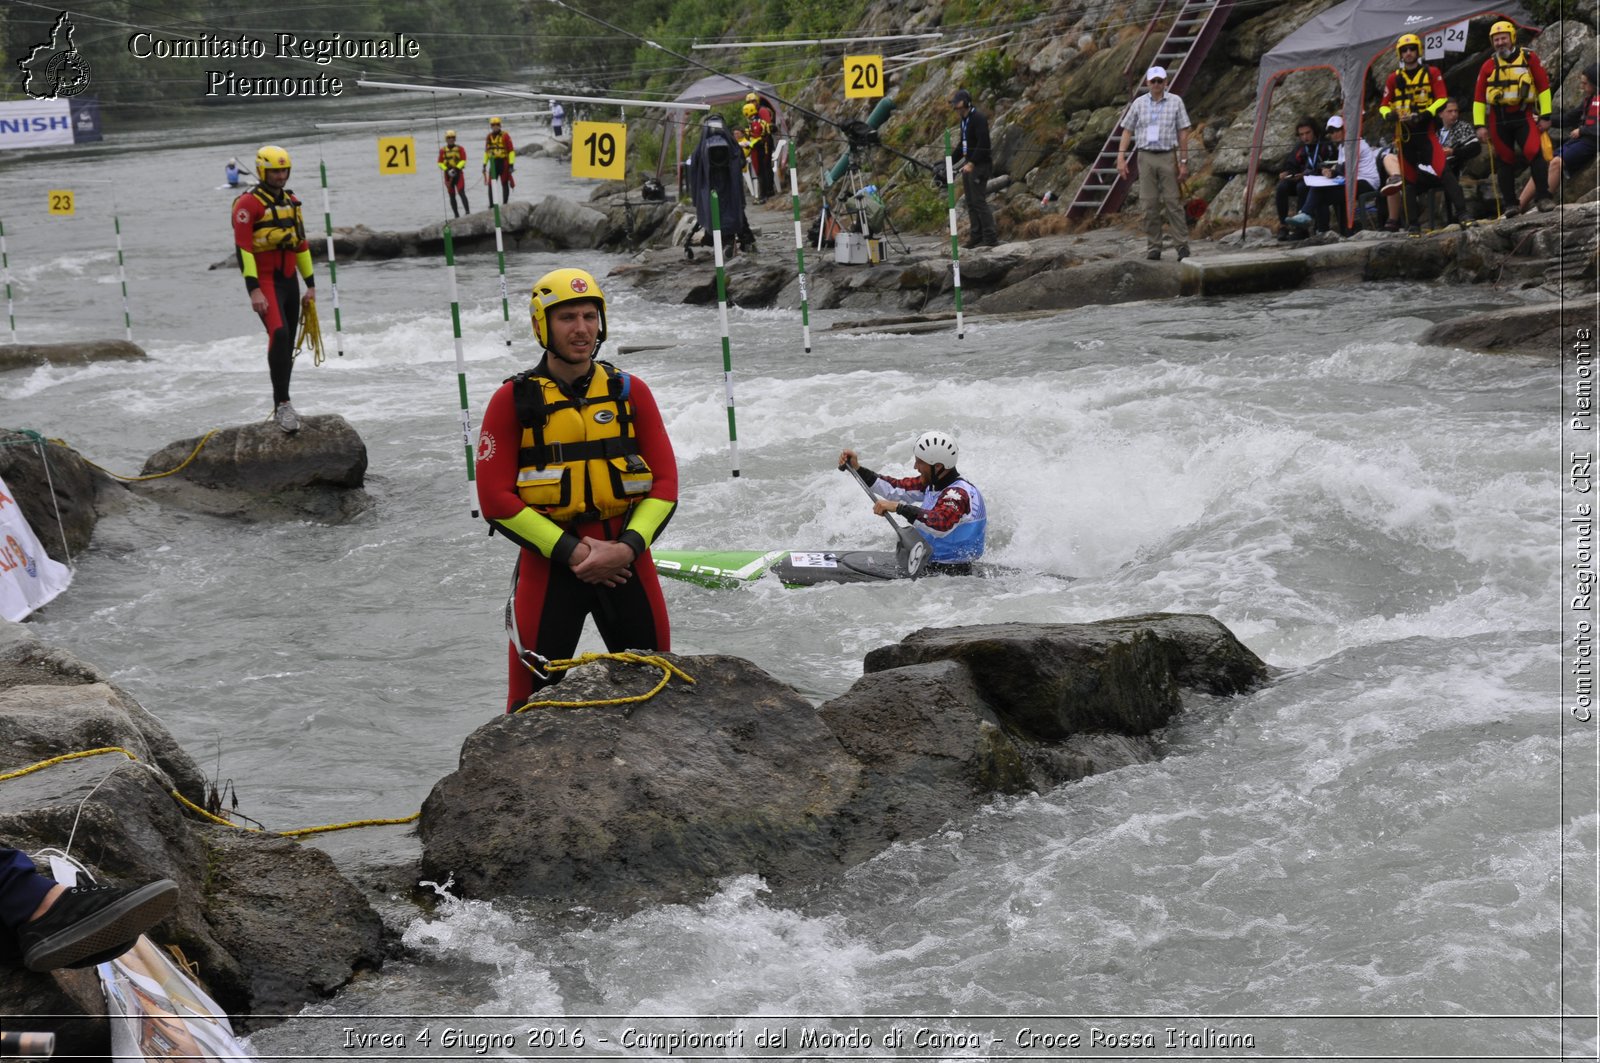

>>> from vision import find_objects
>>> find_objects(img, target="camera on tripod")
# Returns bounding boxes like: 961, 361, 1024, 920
841, 120, 880, 153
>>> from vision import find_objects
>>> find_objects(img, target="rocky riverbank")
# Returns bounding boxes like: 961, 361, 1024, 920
0, 604, 1270, 1048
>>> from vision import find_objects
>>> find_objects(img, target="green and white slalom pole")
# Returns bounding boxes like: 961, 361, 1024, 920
111, 207, 131, 341
2, 219, 16, 343
787, 154, 813, 355
443, 224, 480, 518
318, 160, 345, 356
944, 130, 965, 340
710, 191, 740, 478
492, 203, 512, 347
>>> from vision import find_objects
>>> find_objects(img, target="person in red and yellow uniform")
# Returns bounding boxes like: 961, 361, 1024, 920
474, 267, 678, 712
483, 116, 516, 205
438, 130, 470, 217
744, 93, 777, 201
231, 144, 314, 433
1379, 34, 1466, 231
1473, 20, 1554, 216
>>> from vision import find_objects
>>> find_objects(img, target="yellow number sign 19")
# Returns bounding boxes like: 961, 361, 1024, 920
844, 55, 884, 99
572, 121, 627, 180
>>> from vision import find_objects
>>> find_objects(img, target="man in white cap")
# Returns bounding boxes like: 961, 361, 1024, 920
1116, 65, 1192, 260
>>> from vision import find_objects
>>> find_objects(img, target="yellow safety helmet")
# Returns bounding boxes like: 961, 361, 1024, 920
1490, 20, 1516, 44
490, 116, 502, 125
255, 144, 291, 181
445, 129, 457, 139
529, 267, 607, 349
1396, 33, 1422, 55
745, 91, 759, 103
742, 102, 757, 117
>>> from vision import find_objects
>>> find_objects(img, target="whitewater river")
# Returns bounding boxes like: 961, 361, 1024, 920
1, 98, 1592, 1060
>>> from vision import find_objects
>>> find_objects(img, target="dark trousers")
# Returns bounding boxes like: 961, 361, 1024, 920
961, 163, 998, 244
503, 534, 670, 712
1303, 180, 1383, 233
262, 271, 301, 405
0, 846, 50, 960
1274, 176, 1307, 222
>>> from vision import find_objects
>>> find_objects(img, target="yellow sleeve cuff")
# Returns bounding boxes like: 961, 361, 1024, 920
491, 508, 565, 557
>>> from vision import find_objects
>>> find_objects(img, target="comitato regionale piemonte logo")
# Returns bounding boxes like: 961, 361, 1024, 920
19, 12, 93, 100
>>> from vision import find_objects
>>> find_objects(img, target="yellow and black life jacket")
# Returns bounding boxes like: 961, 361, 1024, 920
1390, 66, 1437, 118
511, 360, 653, 524
249, 186, 305, 254
486, 131, 512, 159
1485, 50, 1537, 108
440, 145, 467, 169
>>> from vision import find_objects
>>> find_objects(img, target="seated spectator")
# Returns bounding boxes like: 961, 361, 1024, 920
1438, 98, 1483, 174
1520, 63, 1599, 211
1287, 115, 1387, 235
1437, 99, 1483, 221
1273, 117, 1327, 240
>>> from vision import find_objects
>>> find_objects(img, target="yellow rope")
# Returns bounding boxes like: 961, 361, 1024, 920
46, 429, 219, 483
296, 299, 324, 367
0, 746, 140, 782
1, 656, 691, 837
513, 651, 696, 713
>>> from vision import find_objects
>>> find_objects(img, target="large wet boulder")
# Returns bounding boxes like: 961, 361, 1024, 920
0, 621, 384, 1050
131, 414, 371, 521
419, 654, 862, 912
861, 614, 1270, 738
0, 340, 146, 373
1421, 300, 1582, 357
420, 614, 1270, 913
0, 431, 126, 561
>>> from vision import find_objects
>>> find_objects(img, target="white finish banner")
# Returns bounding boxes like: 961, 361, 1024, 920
0, 99, 75, 150
0, 473, 72, 620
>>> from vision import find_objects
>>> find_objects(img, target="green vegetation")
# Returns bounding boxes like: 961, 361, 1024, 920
966, 49, 1015, 97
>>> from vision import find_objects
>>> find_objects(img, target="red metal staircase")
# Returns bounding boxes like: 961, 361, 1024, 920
1066, 0, 1235, 220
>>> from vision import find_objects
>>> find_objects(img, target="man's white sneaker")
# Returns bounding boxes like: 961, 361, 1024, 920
273, 401, 300, 433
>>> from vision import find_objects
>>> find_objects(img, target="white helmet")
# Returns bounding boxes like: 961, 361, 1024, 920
913, 430, 957, 469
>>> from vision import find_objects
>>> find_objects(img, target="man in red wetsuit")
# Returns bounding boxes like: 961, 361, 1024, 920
231, 144, 315, 432
474, 267, 679, 712
438, 129, 470, 217
483, 116, 515, 205
1378, 33, 1467, 232
1473, 20, 1554, 217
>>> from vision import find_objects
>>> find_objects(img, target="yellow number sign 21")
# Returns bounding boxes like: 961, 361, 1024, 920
377, 136, 417, 174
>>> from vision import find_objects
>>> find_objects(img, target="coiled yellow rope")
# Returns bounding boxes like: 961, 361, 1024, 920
513, 651, 696, 713
0, 655, 692, 837
295, 300, 324, 367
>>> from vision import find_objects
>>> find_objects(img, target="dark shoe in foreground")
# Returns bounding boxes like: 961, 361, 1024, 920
1535, 196, 1555, 213
20, 880, 179, 972
1146, 249, 1161, 260
1500, 206, 1520, 219
1176, 246, 1190, 260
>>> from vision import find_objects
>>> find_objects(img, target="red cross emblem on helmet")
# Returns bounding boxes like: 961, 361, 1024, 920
570, 277, 589, 292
